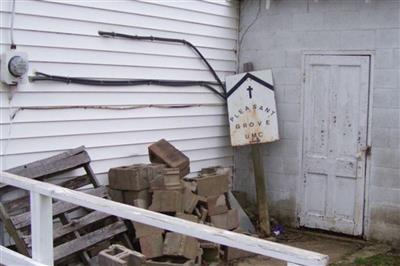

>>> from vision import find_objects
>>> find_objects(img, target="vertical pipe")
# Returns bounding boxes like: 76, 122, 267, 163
30, 192, 53, 266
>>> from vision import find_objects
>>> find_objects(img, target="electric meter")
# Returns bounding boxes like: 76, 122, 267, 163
1, 50, 29, 85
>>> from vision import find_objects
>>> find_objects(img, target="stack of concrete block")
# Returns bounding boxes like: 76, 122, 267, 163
103, 140, 254, 265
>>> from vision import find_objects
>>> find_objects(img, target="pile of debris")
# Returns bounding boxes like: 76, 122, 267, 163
103, 139, 255, 265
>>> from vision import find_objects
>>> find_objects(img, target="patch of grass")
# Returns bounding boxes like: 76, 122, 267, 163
332, 254, 400, 266
353, 254, 400, 266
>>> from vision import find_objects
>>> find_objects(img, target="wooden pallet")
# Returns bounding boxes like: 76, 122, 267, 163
0, 146, 133, 265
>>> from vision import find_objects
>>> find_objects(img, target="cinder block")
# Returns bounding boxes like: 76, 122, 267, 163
124, 190, 151, 209
210, 209, 239, 230
196, 173, 229, 197
146, 258, 196, 266
133, 222, 164, 238
163, 233, 201, 259
108, 165, 150, 191
223, 246, 255, 261
139, 233, 164, 259
148, 139, 190, 177
98, 244, 146, 266
200, 242, 220, 263
108, 187, 124, 203
182, 187, 199, 214
149, 190, 183, 213
206, 194, 228, 216
176, 212, 199, 223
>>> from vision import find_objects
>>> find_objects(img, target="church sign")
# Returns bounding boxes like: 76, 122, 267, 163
226, 70, 279, 146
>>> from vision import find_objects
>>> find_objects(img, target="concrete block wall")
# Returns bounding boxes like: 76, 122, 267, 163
235, 0, 399, 244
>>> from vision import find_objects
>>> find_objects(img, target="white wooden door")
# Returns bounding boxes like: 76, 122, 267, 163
300, 55, 370, 235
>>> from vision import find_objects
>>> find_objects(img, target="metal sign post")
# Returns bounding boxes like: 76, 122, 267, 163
226, 64, 279, 236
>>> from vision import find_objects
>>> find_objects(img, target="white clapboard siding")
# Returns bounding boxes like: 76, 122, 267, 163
0, 0, 238, 183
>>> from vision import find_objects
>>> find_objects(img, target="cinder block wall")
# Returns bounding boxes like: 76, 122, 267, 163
235, 0, 399, 244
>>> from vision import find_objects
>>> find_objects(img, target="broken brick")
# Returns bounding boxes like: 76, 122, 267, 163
210, 209, 239, 230
182, 187, 199, 214
132, 222, 164, 238
149, 190, 183, 213
98, 244, 146, 266
163, 233, 201, 260
108, 165, 149, 191
139, 233, 164, 259
148, 139, 190, 177
206, 194, 228, 216
196, 173, 229, 197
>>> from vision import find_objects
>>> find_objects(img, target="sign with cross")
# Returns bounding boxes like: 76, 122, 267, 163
226, 70, 279, 146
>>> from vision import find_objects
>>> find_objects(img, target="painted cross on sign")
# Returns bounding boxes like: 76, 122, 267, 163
226, 70, 279, 146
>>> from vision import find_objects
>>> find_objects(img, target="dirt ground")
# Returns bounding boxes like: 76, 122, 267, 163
230, 230, 399, 266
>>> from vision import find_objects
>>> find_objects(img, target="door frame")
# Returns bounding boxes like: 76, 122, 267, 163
297, 50, 374, 238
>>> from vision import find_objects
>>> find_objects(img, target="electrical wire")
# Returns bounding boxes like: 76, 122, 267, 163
98, 31, 226, 93
239, 0, 261, 48
30, 72, 226, 100
10, 103, 223, 120
10, 0, 16, 49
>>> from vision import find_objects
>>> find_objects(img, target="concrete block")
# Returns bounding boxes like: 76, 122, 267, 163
376, 29, 400, 48
372, 108, 400, 129
196, 173, 230, 197
374, 69, 398, 88
146, 258, 196, 266
133, 222, 164, 238
371, 166, 400, 189
300, 31, 341, 50
148, 139, 190, 176
210, 209, 239, 230
108, 187, 124, 203
149, 190, 183, 213
372, 148, 400, 169
292, 13, 324, 31
323, 11, 360, 30
176, 212, 199, 223
98, 244, 146, 266
139, 233, 164, 259
108, 165, 149, 191
124, 190, 151, 209
223, 246, 255, 261
163, 232, 201, 260
277, 103, 301, 122
182, 188, 199, 214
206, 194, 228, 216
283, 121, 301, 140
285, 50, 301, 68
272, 68, 301, 86
375, 49, 395, 69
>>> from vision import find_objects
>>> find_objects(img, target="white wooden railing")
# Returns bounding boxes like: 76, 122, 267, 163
0, 171, 329, 266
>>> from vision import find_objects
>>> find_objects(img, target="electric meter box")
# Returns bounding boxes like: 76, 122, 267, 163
1, 50, 29, 85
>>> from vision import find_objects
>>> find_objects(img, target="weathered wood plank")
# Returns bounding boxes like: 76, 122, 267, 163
2, 175, 91, 216
53, 221, 126, 261
25, 211, 112, 247
0, 203, 30, 256
11, 186, 108, 229
5, 151, 90, 181
0, 172, 329, 266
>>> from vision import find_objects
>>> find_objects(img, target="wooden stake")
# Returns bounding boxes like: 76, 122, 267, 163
243, 62, 271, 237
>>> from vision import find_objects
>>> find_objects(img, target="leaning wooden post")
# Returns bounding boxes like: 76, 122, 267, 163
30, 192, 54, 266
243, 62, 271, 237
